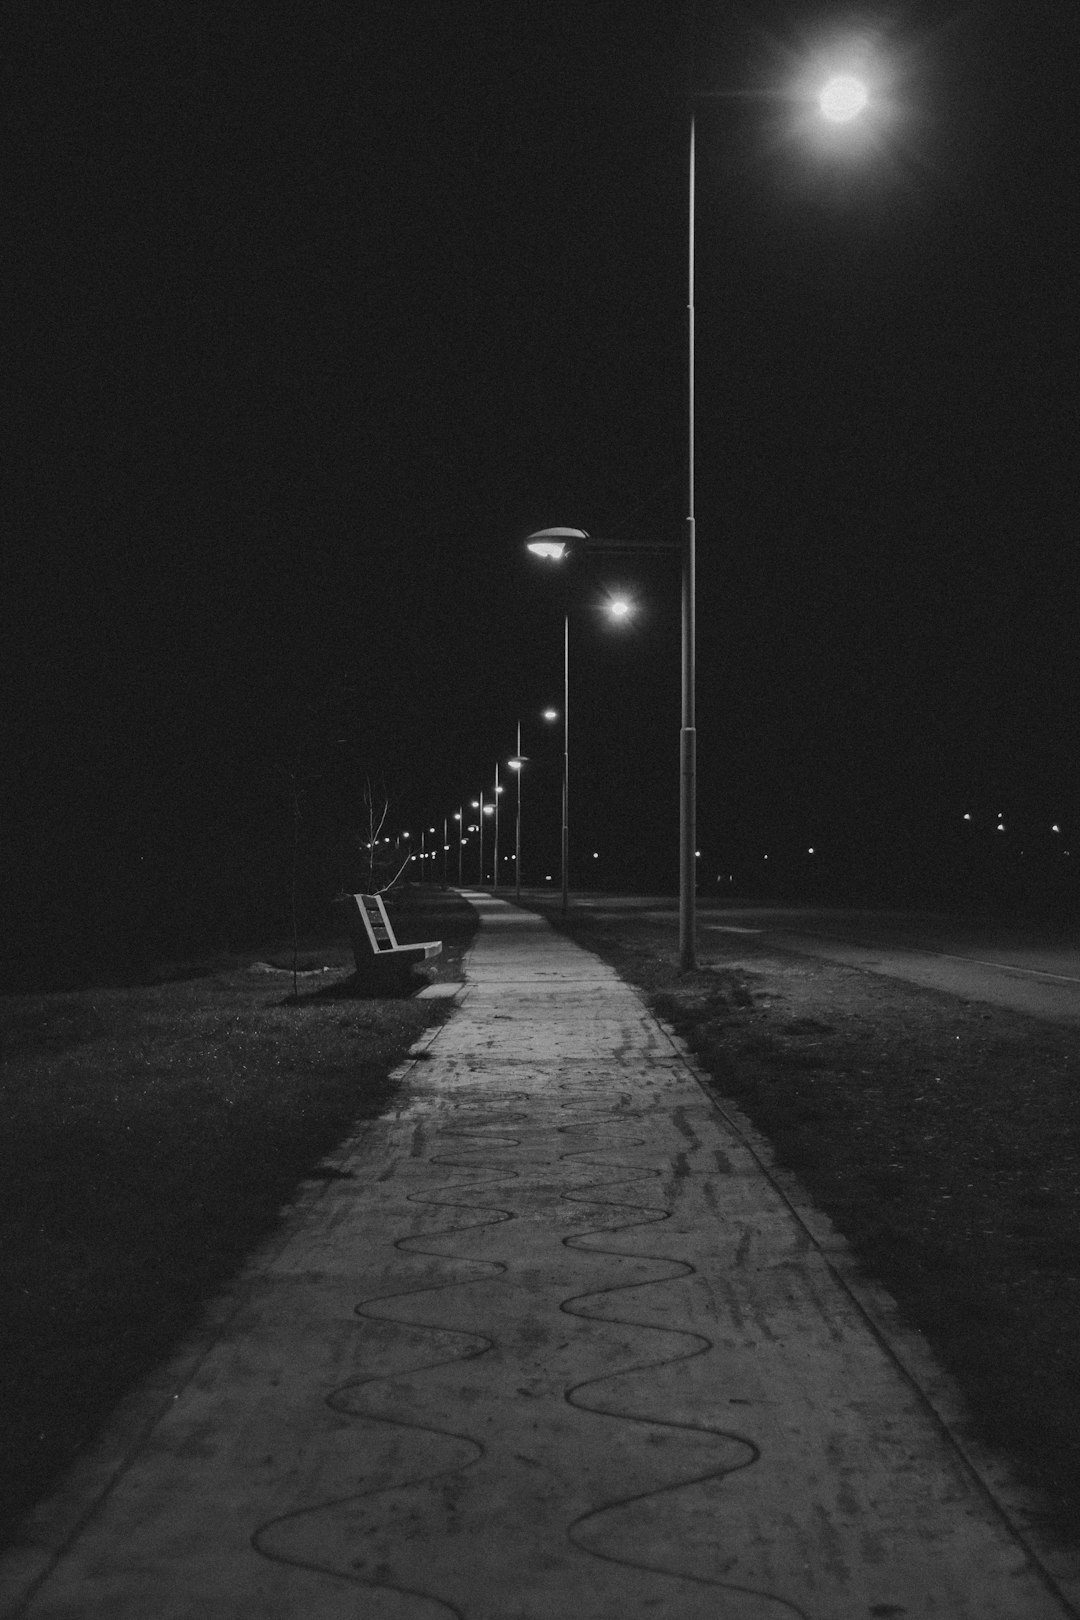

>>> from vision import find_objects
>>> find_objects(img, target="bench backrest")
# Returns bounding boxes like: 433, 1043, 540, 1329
355, 893, 399, 953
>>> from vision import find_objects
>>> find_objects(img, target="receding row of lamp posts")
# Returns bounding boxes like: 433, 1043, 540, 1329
401, 550, 644, 914
401, 67, 880, 966
398, 702, 563, 908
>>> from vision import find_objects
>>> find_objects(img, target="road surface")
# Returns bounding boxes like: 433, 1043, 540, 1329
569, 897, 1080, 1026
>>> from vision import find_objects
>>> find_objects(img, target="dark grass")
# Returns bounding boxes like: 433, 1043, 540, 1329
0, 887, 476, 1535
530, 898, 1080, 1550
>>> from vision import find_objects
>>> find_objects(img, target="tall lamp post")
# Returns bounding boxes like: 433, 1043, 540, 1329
559, 615, 569, 914
472, 795, 484, 885
514, 588, 631, 916
525, 533, 672, 926
509, 731, 524, 902
509, 710, 558, 902
524, 67, 872, 967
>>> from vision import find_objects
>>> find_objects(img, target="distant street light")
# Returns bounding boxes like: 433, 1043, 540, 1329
518, 567, 635, 915
509, 733, 524, 902
525, 530, 668, 921
522, 65, 872, 966
471, 796, 486, 885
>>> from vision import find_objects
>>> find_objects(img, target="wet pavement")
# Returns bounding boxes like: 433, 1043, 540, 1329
2, 894, 1077, 1618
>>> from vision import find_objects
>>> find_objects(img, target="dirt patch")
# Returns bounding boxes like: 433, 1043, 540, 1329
538, 902, 1080, 1551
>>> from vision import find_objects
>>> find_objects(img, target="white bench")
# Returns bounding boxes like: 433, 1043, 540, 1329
339, 893, 442, 986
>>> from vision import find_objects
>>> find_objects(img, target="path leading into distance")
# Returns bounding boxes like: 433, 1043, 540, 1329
2, 895, 1076, 1619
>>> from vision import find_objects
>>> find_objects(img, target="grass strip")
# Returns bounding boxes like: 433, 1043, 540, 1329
534, 899, 1080, 1550
0, 888, 476, 1535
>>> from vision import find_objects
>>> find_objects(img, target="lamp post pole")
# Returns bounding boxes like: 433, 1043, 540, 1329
521, 72, 875, 968
561, 613, 569, 916
492, 763, 501, 890
680, 111, 698, 971
514, 723, 523, 902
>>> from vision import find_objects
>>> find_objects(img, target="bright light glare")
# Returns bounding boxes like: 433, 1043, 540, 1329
609, 598, 631, 619
543, 708, 558, 721
819, 74, 868, 122
527, 541, 567, 561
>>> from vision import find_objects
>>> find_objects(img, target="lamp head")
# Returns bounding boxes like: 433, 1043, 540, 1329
524, 526, 589, 561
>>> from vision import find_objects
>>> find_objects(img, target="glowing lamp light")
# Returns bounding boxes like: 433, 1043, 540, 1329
819, 74, 869, 123
609, 598, 631, 619
525, 526, 587, 561
543, 708, 559, 722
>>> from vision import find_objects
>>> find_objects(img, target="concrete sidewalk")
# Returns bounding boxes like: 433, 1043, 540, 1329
2, 894, 1076, 1618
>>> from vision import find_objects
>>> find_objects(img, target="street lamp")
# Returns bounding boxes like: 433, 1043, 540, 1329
523, 69, 871, 968
508, 739, 524, 902
525, 528, 675, 926
508, 709, 558, 902
471, 796, 484, 885
492, 764, 502, 890
517, 566, 635, 915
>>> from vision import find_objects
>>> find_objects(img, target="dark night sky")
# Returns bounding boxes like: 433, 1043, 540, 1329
5, 0, 1080, 934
